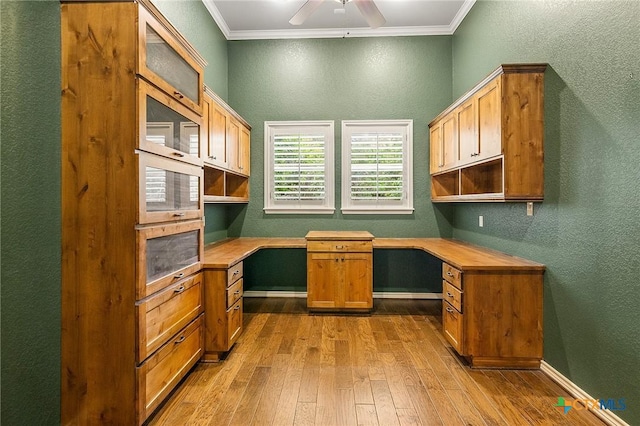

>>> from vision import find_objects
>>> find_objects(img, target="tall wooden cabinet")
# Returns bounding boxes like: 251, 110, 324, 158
61, 1, 206, 423
429, 64, 547, 202
306, 231, 374, 311
201, 87, 251, 203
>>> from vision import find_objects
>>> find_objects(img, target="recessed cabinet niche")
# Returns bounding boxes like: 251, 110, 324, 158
201, 87, 251, 203
61, 0, 206, 424
429, 64, 547, 202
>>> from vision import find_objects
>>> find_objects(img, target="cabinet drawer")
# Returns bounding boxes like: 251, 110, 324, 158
227, 299, 243, 348
227, 261, 243, 287
138, 152, 203, 225
227, 278, 243, 308
137, 220, 203, 299
137, 315, 203, 421
442, 263, 462, 289
443, 280, 462, 312
138, 5, 203, 115
443, 302, 464, 354
307, 240, 373, 253
136, 273, 203, 363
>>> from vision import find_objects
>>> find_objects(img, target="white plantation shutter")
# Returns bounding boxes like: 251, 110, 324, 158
342, 120, 414, 214
265, 121, 335, 214
274, 133, 325, 201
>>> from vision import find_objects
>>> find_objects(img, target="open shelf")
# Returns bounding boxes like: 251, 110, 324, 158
460, 158, 503, 196
431, 170, 459, 198
203, 165, 249, 203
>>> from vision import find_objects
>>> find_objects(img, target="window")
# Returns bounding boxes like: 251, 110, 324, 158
341, 120, 413, 214
264, 121, 335, 214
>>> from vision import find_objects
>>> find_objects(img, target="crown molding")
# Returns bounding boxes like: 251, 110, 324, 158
202, 0, 476, 41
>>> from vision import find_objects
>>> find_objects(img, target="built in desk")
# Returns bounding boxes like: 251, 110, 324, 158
203, 237, 545, 368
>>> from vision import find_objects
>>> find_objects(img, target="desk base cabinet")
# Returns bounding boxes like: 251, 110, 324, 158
442, 263, 543, 369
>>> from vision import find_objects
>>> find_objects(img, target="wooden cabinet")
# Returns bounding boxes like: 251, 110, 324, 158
201, 87, 251, 203
202, 261, 244, 361
441, 261, 544, 369
61, 1, 206, 424
306, 231, 374, 311
429, 64, 547, 202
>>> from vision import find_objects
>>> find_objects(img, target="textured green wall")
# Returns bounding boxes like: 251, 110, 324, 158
1, 1, 62, 423
227, 37, 455, 238
452, 1, 640, 423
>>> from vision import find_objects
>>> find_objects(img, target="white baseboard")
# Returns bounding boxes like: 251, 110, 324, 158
541, 361, 630, 426
243, 291, 442, 300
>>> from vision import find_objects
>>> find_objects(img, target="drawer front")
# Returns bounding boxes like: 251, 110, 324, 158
138, 152, 203, 225
227, 299, 243, 348
226, 278, 243, 308
443, 280, 462, 312
443, 302, 464, 354
307, 240, 373, 253
227, 261, 243, 287
136, 273, 203, 362
137, 220, 204, 299
442, 262, 462, 289
137, 315, 203, 421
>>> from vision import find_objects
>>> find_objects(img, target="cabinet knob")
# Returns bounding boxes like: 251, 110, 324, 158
447, 271, 453, 277
174, 285, 186, 294
174, 273, 184, 279
446, 307, 455, 313
446, 291, 453, 298
234, 305, 241, 311
174, 335, 186, 344
232, 270, 240, 276
172, 152, 185, 157
234, 290, 240, 295
209, 155, 217, 160
174, 212, 186, 217
173, 91, 185, 99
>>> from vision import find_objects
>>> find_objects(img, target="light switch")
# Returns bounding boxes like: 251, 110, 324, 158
479, 215, 484, 227
527, 202, 534, 216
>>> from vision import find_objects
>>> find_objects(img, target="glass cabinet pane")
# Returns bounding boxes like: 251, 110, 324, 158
146, 96, 199, 156
145, 25, 199, 105
146, 230, 199, 284
145, 167, 199, 212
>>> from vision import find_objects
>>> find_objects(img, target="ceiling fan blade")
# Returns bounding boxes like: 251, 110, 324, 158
353, 0, 386, 29
289, 0, 325, 26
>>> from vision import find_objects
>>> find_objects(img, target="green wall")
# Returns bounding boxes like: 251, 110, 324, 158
451, 1, 640, 423
1, 1, 62, 423
227, 37, 455, 238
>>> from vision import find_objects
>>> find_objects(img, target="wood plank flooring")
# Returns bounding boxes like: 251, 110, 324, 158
147, 298, 605, 426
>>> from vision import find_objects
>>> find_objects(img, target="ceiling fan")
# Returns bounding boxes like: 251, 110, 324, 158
289, 0, 386, 29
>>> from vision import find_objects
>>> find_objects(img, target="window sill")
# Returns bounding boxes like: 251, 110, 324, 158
264, 207, 336, 215
341, 207, 415, 215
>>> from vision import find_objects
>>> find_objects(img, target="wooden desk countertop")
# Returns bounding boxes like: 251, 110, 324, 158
203, 237, 545, 272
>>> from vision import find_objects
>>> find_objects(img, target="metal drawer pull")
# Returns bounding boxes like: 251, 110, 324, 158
335, 245, 344, 249
446, 292, 454, 298
446, 307, 455, 313
209, 155, 217, 160
174, 273, 184, 279
447, 271, 453, 277
173, 212, 186, 217
174, 285, 186, 294
173, 91, 184, 99
174, 335, 186, 344
172, 152, 185, 157
234, 290, 240, 295
234, 305, 240, 310
232, 270, 240, 276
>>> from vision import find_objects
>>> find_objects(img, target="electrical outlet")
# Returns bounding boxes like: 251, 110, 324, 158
527, 202, 534, 216
479, 215, 484, 227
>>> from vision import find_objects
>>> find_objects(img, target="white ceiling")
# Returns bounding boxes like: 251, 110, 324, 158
203, 0, 476, 40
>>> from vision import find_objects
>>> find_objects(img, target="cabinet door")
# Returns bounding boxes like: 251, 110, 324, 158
226, 119, 241, 174
138, 6, 203, 114
239, 126, 251, 176
441, 114, 458, 170
476, 78, 502, 161
342, 253, 372, 309
139, 153, 203, 224
429, 123, 442, 174
203, 94, 228, 169
457, 99, 477, 164
139, 80, 202, 167
307, 253, 340, 309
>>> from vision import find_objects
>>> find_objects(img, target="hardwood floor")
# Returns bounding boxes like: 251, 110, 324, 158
147, 298, 605, 426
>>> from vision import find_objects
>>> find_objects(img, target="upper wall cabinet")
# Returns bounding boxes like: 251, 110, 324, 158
201, 87, 252, 203
429, 64, 547, 202
138, 5, 204, 115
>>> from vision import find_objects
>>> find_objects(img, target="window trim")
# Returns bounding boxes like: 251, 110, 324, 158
341, 119, 414, 215
264, 120, 335, 214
